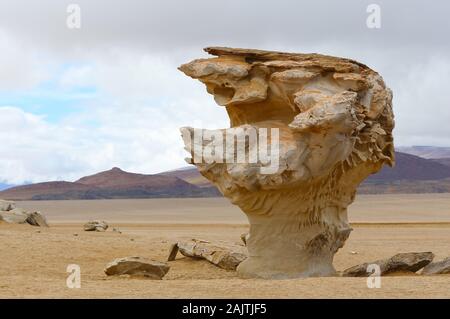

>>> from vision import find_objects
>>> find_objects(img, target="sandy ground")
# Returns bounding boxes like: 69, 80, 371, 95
1, 195, 449, 298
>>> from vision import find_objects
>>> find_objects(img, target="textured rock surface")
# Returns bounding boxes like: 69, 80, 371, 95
25, 212, 49, 227
175, 239, 247, 270
104, 256, 170, 279
0, 200, 48, 227
179, 47, 395, 278
84, 220, 108, 232
0, 200, 16, 211
0, 208, 28, 224
343, 252, 435, 277
421, 257, 450, 275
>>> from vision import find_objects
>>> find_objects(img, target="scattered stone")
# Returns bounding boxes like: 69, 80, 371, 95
104, 256, 170, 279
112, 227, 122, 234
350, 251, 358, 255
130, 238, 135, 241
176, 239, 247, 270
0, 200, 16, 211
0, 209, 28, 224
0, 200, 49, 227
25, 212, 49, 227
167, 243, 179, 261
84, 220, 108, 232
343, 252, 435, 277
73, 233, 79, 237
421, 257, 450, 275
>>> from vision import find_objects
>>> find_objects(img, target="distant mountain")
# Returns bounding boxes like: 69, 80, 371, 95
431, 158, 450, 167
366, 152, 450, 181
162, 152, 450, 194
0, 167, 220, 200
2, 150, 450, 200
160, 167, 212, 188
397, 146, 450, 159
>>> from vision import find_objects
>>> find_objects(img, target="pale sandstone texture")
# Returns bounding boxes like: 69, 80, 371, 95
104, 256, 170, 279
172, 239, 247, 270
179, 47, 395, 278
421, 257, 450, 275
342, 252, 434, 277
0, 199, 48, 227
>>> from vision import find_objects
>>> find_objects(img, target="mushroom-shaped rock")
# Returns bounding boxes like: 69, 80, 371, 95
104, 257, 170, 279
179, 47, 395, 278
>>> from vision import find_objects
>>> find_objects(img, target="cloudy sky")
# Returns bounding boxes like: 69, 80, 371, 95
0, 0, 449, 184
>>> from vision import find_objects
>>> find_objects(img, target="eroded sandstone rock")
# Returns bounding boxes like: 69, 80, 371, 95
421, 257, 450, 275
173, 239, 247, 270
104, 256, 170, 279
25, 212, 49, 227
84, 220, 108, 232
343, 252, 434, 277
0, 200, 16, 211
179, 47, 395, 278
0, 200, 49, 227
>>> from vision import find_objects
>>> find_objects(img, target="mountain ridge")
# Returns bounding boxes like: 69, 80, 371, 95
2, 150, 450, 200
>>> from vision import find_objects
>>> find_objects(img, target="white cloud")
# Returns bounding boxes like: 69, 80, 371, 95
0, 49, 230, 184
0, 29, 50, 90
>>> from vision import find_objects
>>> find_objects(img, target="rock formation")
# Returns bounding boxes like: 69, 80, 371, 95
84, 220, 108, 232
0, 200, 48, 227
104, 256, 170, 279
179, 47, 395, 278
170, 239, 247, 270
421, 257, 450, 275
342, 252, 434, 277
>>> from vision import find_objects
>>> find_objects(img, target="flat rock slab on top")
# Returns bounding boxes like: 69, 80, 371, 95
421, 257, 450, 275
343, 252, 435, 277
104, 257, 170, 279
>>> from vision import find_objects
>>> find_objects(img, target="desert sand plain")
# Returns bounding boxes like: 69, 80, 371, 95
0, 194, 449, 298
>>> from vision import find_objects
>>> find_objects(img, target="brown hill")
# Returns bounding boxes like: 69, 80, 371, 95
0, 168, 219, 200
2, 151, 450, 200
161, 152, 450, 194
0, 181, 95, 200
76, 167, 192, 188
160, 167, 212, 187
431, 158, 450, 167
366, 152, 450, 181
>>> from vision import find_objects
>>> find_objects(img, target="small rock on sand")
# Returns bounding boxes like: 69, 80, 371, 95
0, 200, 16, 211
25, 212, 49, 227
84, 220, 108, 232
175, 239, 247, 270
421, 257, 450, 275
343, 252, 435, 277
104, 256, 170, 279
